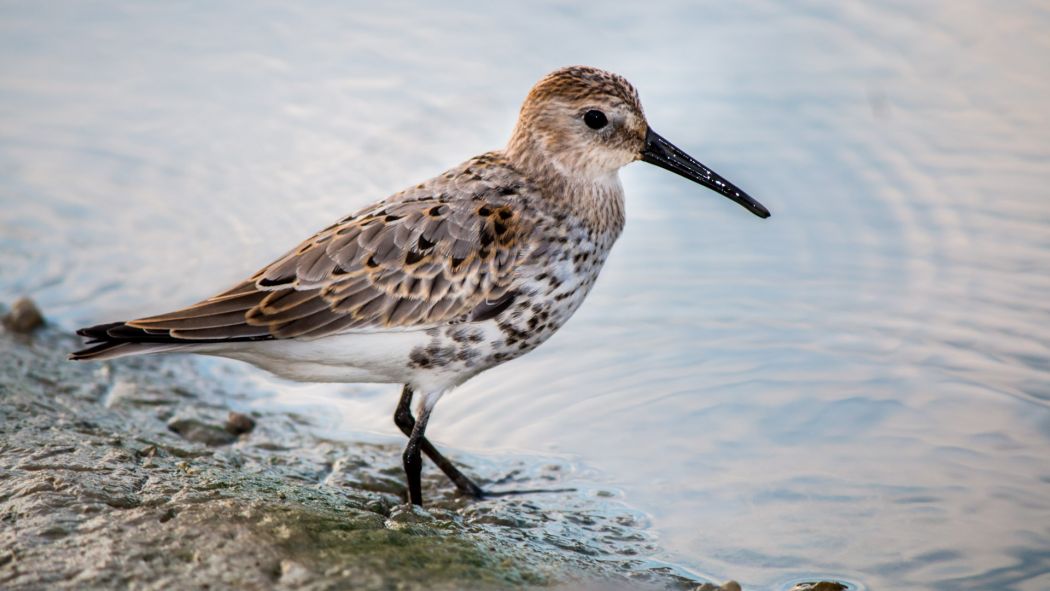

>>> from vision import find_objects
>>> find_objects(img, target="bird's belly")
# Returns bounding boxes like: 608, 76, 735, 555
201, 330, 433, 384
472, 243, 612, 368
397, 267, 606, 387
489, 281, 595, 360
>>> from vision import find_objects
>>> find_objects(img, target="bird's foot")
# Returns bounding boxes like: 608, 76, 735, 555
477, 486, 576, 498
450, 476, 486, 500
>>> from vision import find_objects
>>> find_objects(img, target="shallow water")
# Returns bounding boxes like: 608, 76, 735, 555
2, 2, 1049, 590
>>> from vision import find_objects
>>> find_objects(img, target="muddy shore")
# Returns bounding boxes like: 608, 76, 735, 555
0, 302, 744, 590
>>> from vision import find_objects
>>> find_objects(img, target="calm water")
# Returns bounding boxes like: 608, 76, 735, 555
2, 2, 1049, 589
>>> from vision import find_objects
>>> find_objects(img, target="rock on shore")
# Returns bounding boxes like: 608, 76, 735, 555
0, 306, 738, 591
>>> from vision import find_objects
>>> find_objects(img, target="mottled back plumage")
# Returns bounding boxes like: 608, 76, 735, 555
120, 152, 537, 342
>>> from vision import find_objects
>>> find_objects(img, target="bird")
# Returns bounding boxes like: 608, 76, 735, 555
71, 66, 770, 506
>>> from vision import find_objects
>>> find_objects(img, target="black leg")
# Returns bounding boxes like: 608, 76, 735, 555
402, 405, 429, 506
394, 385, 484, 499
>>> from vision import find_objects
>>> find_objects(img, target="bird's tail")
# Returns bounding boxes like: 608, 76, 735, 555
69, 322, 194, 361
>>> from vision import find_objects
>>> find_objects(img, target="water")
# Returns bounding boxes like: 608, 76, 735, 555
2, 2, 1049, 589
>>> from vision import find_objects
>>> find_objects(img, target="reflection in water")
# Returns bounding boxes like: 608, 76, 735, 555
2, 2, 1048, 590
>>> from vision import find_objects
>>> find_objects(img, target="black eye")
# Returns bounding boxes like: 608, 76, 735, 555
583, 109, 608, 130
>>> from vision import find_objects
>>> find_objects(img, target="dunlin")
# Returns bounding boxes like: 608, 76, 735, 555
72, 66, 769, 506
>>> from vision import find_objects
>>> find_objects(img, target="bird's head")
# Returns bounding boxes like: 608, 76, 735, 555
507, 66, 769, 218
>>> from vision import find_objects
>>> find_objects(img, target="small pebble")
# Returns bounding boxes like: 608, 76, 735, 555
225, 411, 256, 435
2, 297, 44, 333
385, 503, 434, 530
789, 583, 848, 591
168, 417, 236, 446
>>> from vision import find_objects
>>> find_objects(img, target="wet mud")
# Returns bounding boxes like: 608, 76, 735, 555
0, 301, 747, 590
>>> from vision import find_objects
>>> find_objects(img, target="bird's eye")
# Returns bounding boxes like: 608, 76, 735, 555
583, 110, 608, 130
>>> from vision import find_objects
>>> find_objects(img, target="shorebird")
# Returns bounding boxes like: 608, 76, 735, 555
72, 66, 769, 506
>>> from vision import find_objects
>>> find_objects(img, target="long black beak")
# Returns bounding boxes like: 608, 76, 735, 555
640, 127, 770, 219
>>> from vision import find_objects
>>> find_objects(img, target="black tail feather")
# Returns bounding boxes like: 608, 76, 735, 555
70, 320, 272, 361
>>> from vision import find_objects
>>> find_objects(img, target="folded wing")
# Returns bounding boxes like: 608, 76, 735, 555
118, 195, 529, 342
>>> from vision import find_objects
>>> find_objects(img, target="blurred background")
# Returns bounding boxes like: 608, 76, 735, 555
2, 2, 1048, 590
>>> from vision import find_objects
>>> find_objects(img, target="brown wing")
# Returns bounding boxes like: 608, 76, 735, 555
126, 194, 530, 340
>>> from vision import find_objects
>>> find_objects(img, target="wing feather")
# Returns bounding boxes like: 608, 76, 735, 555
125, 170, 534, 342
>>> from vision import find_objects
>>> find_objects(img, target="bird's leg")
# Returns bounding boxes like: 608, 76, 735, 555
401, 400, 432, 506
395, 385, 484, 499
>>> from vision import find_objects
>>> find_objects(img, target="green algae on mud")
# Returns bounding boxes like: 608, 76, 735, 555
0, 309, 727, 590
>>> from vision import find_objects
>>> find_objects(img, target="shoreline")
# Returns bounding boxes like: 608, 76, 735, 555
0, 301, 740, 590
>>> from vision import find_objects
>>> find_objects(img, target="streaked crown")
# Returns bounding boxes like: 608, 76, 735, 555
507, 66, 649, 181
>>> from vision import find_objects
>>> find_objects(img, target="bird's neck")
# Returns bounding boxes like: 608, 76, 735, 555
504, 133, 625, 237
